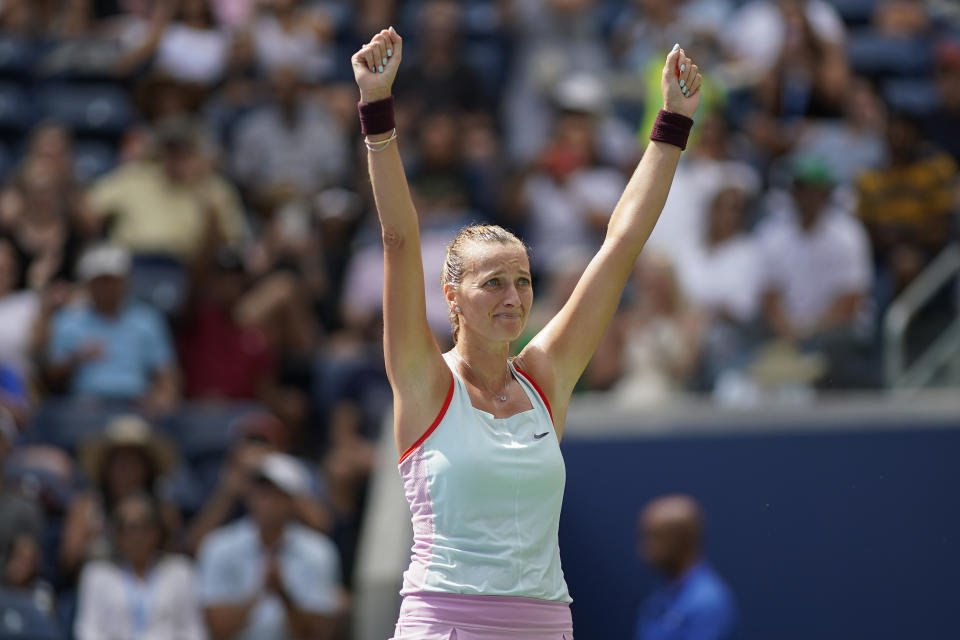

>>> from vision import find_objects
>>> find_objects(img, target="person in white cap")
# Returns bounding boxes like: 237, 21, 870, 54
197, 452, 343, 640
44, 244, 180, 413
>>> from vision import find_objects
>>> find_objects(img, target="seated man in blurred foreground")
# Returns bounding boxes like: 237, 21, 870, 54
636, 494, 738, 640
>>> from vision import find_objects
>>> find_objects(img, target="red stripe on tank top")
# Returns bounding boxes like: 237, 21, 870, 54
398, 373, 455, 465
514, 365, 554, 424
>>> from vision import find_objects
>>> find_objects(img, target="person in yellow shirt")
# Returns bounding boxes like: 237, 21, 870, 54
86, 118, 247, 261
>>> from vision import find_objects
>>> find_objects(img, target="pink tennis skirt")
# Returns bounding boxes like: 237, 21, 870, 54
390, 592, 574, 640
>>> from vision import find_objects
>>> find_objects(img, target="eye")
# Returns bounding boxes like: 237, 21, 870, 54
484, 278, 500, 287
517, 277, 531, 287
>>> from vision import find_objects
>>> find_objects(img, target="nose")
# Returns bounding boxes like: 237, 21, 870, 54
503, 282, 521, 307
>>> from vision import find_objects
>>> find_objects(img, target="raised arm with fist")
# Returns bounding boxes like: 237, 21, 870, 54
351, 27, 402, 105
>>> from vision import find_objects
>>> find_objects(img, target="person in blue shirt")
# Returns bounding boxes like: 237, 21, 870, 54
45, 244, 180, 414
635, 494, 739, 640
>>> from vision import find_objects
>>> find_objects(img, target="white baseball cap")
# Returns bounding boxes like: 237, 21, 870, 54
255, 452, 311, 497
77, 244, 131, 281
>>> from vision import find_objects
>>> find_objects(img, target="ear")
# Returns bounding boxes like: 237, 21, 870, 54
443, 283, 457, 309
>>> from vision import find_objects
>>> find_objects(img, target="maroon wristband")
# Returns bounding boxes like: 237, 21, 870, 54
358, 96, 396, 136
649, 109, 694, 150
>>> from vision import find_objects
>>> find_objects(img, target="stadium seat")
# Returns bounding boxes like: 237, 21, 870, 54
0, 589, 63, 640
72, 139, 116, 184
831, 0, 880, 26
0, 140, 15, 182
0, 37, 37, 79
34, 84, 133, 138
27, 400, 133, 454
0, 82, 35, 133
128, 255, 188, 318
169, 402, 263, 460
883, 78, 940, 116
848, 31, 933, 77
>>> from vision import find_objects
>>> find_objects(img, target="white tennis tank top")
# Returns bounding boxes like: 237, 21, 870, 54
398, 353, 571, 602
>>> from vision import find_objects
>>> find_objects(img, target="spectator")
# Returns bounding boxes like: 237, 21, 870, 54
85, 118, 246, 262
178, 248, 277, 402
74, 491, 206, 640
232, 66, 349, 199
589, 254, 704, 403
646, 112, 760, 262
0, 237, 39, 378
406, 109, 489, 219
759, 156, 874, 388
2, 125, 87, 290
518, 106, 627, 276
60, 415, 181, 577
677, 184, 763, 389
793, 77, 887, 186
197, 452, 343, 640
1, 533, 56, 619
635, 494, 738, 640
185, 411, 331, 554
393, 0, 490, 116
612, 0, 719, 73
239, 0, 336, 82
722, 0, 847, 89
154, 0, 232, 86
502, 0, 612, 162
752, 0, 849, 121
0, 410, 45, 597
731, 0, 850, 161
857, 112, 959, 298
925, 40, 960, 163
44, 244, 180, 411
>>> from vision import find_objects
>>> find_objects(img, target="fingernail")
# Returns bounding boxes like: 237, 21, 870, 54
672, 43, 679, 51
378, 65, 384, 73
387, 49, 392, 56
680, 64, 686, 72
679, 79, 685, 87
382, 58, 387, 65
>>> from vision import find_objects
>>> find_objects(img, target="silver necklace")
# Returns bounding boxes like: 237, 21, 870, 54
451, 351, 511, 402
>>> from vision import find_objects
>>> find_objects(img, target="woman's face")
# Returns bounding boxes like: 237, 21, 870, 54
180, 0, 211, 26
114, 497, 162, 565
449, 242, 533, 344
707, 188, 746, 244
105, 447, 152, 498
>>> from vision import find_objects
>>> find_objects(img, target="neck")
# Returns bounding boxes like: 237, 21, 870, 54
665, 553, 700, 582
128, 556, 152, 578
95, 303, 122, 318
259, 523, 284, 549
452, 336, 511, 391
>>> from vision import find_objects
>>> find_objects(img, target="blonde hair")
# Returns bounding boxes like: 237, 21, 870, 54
441, 224, 527, 343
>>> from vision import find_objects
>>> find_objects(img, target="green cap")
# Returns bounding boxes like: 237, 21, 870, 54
790, 154, 835, 186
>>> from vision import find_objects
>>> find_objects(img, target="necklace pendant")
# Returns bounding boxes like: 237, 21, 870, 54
499, 395, 507, 402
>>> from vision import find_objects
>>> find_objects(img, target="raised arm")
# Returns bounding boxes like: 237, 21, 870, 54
351, 29, 450, 455
518, 46, 702, 432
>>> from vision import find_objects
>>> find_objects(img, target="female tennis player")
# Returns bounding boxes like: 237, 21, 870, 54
353, 27, 701, 640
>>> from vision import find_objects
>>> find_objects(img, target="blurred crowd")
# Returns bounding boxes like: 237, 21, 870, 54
0, 0, 957, 638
